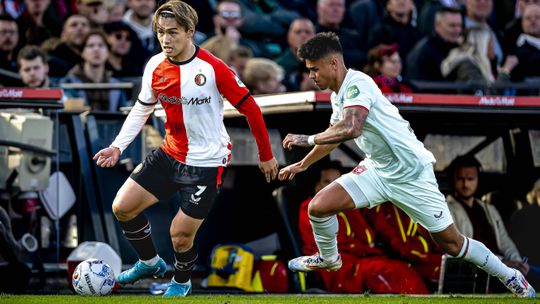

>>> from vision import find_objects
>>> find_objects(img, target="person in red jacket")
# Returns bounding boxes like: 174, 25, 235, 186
363, 43, 414, 93
363, 202, 444, 285
298, 161, 428, 294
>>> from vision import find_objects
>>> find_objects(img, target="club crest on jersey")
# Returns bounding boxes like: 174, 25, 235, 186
346, 85, 360, 99
194, 73, 206, 86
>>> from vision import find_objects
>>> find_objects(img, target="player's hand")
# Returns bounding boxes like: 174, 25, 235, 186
282, 133, 310, 149
259, 157, 278, 183
93, 146, 121, 168
278, 161, 306, 181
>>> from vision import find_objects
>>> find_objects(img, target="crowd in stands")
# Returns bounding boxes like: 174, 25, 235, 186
2, 0, 540, 110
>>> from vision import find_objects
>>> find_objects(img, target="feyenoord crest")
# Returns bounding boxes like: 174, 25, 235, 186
194, 73, 206, 86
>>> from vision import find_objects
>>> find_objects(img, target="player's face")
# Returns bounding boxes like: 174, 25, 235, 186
305, 57, 336, 90
454, 166, 479, 199
156, 16, 195, 62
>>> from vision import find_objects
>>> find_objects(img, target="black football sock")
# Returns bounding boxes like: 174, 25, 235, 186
173, 247, 198, 283
119, 213, 157, 261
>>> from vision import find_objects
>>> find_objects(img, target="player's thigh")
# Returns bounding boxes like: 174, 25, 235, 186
332, 162, 387, 211
386, 165, 453, 233
309, 182, 356, 217
113, 178, 160, 217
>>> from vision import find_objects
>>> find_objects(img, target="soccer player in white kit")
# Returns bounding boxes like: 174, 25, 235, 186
93, 0, 278, 296
279, 32, 535, 297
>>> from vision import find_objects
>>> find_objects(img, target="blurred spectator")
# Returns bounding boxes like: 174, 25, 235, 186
463, 0, 503, 64
298, 162, 429, 294
237, 0, 300, 38
2, 0, 26, 18
16, 0, 62, 46
17, 45, 50, 88
525, 178, 540, 206
212, 0, 279, 58
407, 6, 462, 81
503, 0, 540, 56
106, 0, 127, 22
0, 14, 19, 75
368, 0, 422, 71
243, 58, 286, 95
47, 14, 90, 77
446, 155, 529, 276
228, 44, 252, 79
363, 202, 444, 285
123, 0, 159, 60
276, 18, 316, 91
62, 30, 127, 111
182, 0, 216, 35
364, 44, 414, 93
316, 0, 365, 69
348, 0, 386, 48
417, 0, 462, 36
104, 20, 143, 77
76, 0, 109, 26
201, 35, 236, 64
441, 27, 497, 85
510, 3, 540, 80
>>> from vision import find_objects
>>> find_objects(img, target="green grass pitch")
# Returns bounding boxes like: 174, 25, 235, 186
0, 294, 537, 304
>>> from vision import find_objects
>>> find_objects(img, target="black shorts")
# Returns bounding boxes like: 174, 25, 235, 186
130, 148, 225, 219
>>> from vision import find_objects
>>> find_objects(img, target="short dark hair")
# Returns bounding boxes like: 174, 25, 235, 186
448, 155, 482, 176
297, 32, 343, 62
320, 160, 344, 176
17, 46, 47, 68
82, 30, 110, 51
436, 6, 463, 16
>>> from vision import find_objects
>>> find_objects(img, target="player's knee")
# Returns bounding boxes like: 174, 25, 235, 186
112, 198, 134, 221
170, 231, 194, 252
307, 198, 326, 218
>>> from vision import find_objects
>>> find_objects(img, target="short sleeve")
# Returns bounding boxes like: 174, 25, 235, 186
342, 79, 374, 111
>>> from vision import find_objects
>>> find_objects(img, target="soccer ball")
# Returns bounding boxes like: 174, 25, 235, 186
72, 258, 115, 296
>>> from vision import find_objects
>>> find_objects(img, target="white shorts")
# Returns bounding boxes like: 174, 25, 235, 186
335, 159, 453, 233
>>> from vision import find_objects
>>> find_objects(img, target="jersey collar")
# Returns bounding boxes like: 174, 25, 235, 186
167, 45, 199, 66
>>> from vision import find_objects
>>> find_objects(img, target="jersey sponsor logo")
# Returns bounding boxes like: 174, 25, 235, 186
158, 93, 212, 105
235, 75, 246, 87
345, 85, 360, 99
194, 73, 206, 86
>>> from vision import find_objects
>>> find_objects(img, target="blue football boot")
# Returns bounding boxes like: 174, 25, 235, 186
116, 258, 167, 284
163, 279, 192, 297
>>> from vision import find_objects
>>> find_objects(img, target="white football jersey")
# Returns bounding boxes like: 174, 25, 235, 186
330, 69, 436, 181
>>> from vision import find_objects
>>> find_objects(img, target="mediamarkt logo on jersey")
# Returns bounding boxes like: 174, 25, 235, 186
158, 93, 211, 105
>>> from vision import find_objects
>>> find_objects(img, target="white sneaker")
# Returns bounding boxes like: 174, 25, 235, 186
288, 253, 342, 272
502, 269, 536, 297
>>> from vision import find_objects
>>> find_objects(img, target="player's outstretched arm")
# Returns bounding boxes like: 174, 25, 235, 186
93, 146, 121, 168
278, 143, 338, 181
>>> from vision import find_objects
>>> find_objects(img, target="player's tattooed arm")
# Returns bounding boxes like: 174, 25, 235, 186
313, 107, 367, 145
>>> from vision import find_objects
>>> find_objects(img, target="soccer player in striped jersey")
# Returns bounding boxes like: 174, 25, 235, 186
93, 0, 278, 296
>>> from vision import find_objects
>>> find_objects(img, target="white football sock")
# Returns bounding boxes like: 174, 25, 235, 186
141, 254, 160, 266
309, 214, 339, 261
460, 237, 514, 281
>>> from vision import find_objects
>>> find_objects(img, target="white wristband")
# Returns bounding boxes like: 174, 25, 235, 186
307, 135, 316, 146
